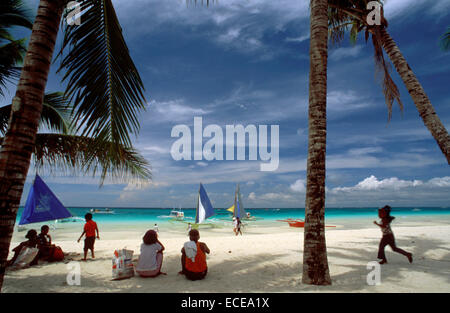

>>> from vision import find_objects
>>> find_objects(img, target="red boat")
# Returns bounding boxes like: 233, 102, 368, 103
277, 218, 305, 228
277, 218, 336, 228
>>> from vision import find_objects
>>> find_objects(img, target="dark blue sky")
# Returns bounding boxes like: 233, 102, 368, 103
2, 0, 449, 208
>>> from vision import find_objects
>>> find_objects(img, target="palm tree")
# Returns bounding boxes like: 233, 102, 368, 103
328, 0, 450, 164
303, 0, 332, 285
0, 0, 147, 290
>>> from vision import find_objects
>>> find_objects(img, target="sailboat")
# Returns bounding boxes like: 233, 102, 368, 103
18, 174, 73, 230
192, 183, 216, 228
226, 184, 259, 221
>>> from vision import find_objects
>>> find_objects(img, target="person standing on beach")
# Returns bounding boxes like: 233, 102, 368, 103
77, 213, 99, 261
154, 223, 159, 233
235, 217, 243, 236
187, 223, 192, 235
374, 205, 413, 264
179, 229, 210, 280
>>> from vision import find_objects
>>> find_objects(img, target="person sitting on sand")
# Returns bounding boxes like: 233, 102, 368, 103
374, 205, 413, 265
77, 213, 99, 261
37, 225, 64, 262
135, 230, 166, 277
37, 225, 55, 261
179, 229, 210, 281
7, 229, 39, 267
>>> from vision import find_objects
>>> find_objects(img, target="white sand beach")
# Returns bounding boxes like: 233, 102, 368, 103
3, 216, 450, 293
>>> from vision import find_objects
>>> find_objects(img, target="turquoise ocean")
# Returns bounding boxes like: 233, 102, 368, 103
16, 206, 450, 228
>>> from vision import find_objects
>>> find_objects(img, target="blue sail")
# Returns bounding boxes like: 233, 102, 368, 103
195, 183, 215, 224
19, 175, 72, 225
234, 184, 247, 218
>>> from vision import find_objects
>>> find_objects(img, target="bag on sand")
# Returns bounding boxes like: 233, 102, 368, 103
12, 247, 39, 269
112, 249, 134, 280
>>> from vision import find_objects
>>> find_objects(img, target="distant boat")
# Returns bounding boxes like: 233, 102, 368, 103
277, 218, 336, 228
169, 208, 185, 220
18, 174, 73, 230
277, 218, 305, 228
90, 208, 115, 214
226, 184, 260, 221
56, 216, 85, 223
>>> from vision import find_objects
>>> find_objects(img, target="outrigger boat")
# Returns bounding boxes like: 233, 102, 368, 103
225, 184, 261, 221
277, 218, 336, 228
189, 183, 217, 228
277, 218, 305, 228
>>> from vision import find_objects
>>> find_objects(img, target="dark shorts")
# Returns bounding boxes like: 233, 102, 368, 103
84, 236, 95, 251
184, 268, 208, 281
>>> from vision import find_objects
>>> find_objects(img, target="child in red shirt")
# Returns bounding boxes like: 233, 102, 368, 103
77, 213, 99, 261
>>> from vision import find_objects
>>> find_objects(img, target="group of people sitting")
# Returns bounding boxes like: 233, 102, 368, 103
7, 225, 64, 268
135, 228, 210, 281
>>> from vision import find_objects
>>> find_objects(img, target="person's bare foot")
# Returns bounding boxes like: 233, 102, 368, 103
407, 253, 413, 264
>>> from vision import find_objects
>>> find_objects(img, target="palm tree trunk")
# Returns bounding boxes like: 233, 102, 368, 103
0, 0, 64, 291
379, 28, 450, 164
303, 0, 331, 286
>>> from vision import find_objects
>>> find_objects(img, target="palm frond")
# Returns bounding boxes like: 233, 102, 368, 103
371, 28, 403, 120
440, 26, 450, 51
39, 92, 73, 134
57, 0, 146, 150
0, 38, 27, 96
0, 92, 73, 135
0, 0, 33, 30
4, 133, 152, 186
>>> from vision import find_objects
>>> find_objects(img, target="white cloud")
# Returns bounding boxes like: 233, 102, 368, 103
248, 192, 256, 200
329, 46, 363, 61
286, 34, 309, 43
146, 99, 210, 124
329, 175, 450, 194
290, 179, 306, 193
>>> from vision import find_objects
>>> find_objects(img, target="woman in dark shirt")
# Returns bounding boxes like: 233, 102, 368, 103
374, 205, 413, 264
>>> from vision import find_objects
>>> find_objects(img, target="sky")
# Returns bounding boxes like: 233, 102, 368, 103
1, 0, 449, 208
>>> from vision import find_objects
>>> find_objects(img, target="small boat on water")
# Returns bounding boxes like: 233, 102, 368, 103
277, 218, 336, 228
169, 208, 185, 220
277, 218, 305, 228
90, 208, 115, 214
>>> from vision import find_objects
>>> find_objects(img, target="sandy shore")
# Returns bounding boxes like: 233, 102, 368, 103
3, 216, 450, 293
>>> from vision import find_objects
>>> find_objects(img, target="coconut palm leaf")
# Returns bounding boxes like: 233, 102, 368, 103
0, 38, 26, 96
328, 0, 402, 120
440, 26, 450, 51
56, 0, 146, 150
0, 92, 72, 135
0, 0, 33, 30
0, 133, 151, 185
0, 0, 32, 96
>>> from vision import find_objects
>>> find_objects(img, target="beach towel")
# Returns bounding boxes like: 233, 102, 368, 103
112, 249, 134, 280
184, 241, 197, 262
11, 247, 39, 269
